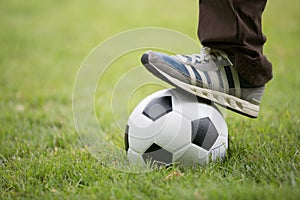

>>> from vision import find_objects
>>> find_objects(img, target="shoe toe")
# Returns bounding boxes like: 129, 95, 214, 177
141, 52, 150, 65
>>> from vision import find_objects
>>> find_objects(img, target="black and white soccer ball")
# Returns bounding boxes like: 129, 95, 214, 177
124, 88, 228, 167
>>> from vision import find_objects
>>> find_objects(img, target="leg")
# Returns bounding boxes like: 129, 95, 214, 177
198, 0, 273, 86
141, 0, 272, 117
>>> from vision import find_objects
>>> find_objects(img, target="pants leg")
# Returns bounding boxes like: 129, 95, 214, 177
198, 0, 273, 86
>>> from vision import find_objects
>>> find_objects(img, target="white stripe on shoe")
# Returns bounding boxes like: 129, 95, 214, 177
219, 67, 229, 94
231, 67, 241, 98
207, 71, 221, 92
184, 64, 197, 86
197, 70, 208, 88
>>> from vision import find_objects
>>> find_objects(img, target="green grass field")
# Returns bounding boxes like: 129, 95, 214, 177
1, 0, 299, 199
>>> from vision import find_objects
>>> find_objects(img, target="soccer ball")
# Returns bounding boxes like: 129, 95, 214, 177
124, 88, 228, 167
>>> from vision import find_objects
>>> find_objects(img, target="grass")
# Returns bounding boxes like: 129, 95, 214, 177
0, 0, 299, 199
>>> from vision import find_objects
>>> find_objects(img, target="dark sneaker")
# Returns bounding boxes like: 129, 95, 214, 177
141, 47, 265, 118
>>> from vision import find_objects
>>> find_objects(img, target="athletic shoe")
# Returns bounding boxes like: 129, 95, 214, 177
141, 47, 265, 118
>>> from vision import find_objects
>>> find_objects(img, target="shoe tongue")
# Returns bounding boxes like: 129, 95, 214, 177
194, 61, 219, 71
177, 53, 219, 71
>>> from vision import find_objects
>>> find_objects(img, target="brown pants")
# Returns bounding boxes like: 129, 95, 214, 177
198, 0, 272, 86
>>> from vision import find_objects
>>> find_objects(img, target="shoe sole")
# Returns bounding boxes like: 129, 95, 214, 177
141, 54, 259, 118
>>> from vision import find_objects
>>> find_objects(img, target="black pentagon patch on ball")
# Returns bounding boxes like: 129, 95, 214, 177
142, 96, 172, 121
191, 117, 219, 151
124, 125, 129, 151
142, 143, 172, 167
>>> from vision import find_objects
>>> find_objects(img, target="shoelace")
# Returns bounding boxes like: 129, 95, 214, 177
178, 47, 233, 66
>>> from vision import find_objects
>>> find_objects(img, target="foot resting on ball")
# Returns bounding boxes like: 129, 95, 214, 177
141, 47, 265, 118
